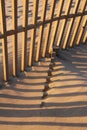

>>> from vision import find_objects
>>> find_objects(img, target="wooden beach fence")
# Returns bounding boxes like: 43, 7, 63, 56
0, 0, 87, 81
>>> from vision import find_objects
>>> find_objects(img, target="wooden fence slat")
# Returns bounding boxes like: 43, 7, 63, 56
69, 0, 87, 47
65, 0, 81, 48
61, 0, 81, 49
0, 0, 8, 81
12, 0, 18, 76
46, 0, 56, 54
28, 0, 39, 66
82, 30, 87, 43
35, 0, 47, 61
74, 1, 87, 46
48, 0, 64, 53
80, 20, 87, 44
56, 0, 72, 47
21, 0, 28, 71
80, 23, 87, 44
42, 0, 55, 57
75, 16, 87, 45
57, 0, 72, 48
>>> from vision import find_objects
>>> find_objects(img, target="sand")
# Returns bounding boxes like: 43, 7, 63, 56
0, 44, 87, 130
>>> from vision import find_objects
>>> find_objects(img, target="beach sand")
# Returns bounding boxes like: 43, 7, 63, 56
0, 44, 87, 130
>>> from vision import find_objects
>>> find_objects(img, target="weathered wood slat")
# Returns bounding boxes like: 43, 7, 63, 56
45, 0, 56, 54
41, 0, 56, 57
69, 0, 87, 47
28, 0, 39, 66
48, 0, 64, 53
12, 0, 18, 76
80, 20, 87, 44
59, 0, 73, 49
61, 0, 81, 49
21, 0, 28, 71
73, 0, 87, 46
0, 0, 8, 81
56, 0, 72, 47
75, 16, 87, 45
82, 31, 87, 43
35, 0, 47, 61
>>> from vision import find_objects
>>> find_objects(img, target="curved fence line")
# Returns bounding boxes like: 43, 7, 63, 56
0, 0, 87, 81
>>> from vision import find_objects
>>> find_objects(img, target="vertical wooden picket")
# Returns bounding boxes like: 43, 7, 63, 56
46, 0, 56, 54
75, 16, 87, 45
80, 20, 87, 44
48, 0, 64, 53
56, 0, 71, 48
73, 0, 87, 46
57, 0, 72, 48
61, 0, 80, 49
0, 0, 8, 81
28, 0, 39, 66
82, 31, 87, 43
21, 0, 28, 71
42, 0, 55, 57
12, 0, 18, 76
69, 0, 87, 47
65, 0, 81, 48
35, 0, 47, 61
